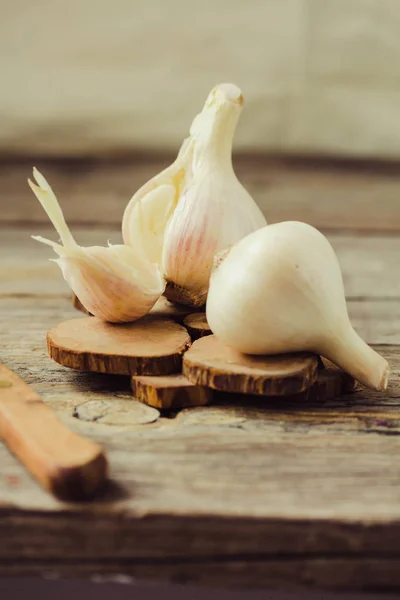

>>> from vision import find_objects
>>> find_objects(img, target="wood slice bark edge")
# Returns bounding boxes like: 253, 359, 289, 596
47, 316, 191, 376
183, 335, 319, 396
183, 313, 212, 341
131, 374, 213, 410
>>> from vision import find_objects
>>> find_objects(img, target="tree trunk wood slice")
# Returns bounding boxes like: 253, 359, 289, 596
0, 363, 107, 501
183, 313, 212, 341
305, 358, 357, 400
215, 359, 356, 405
72, 293, 202, 324
47, 316, 191, 376
183, 335, 319, 396
131, 374, 213, 410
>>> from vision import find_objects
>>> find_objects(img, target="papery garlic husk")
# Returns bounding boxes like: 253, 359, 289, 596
206, 222, 389, 391
28, 168, 164, 323
122, 83, 267, 307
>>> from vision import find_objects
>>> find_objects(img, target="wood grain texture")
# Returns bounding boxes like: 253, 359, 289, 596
131, 374, 212, 410
2, 158, 400, 232
183, 313, 211, 340
1, 296, 400, 591
0, 363, 107, 500
300, 359, 357, 399
183, 336, 319, 396
215, 359, 357, 406
1, 153, 400, 592
47, 316, 191, 376
2, 557, 400, 593
2, 414, 400, 592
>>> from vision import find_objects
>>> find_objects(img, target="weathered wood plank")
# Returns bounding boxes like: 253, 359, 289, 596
2, 228, 400, 300
2, 158, 400, 231
0, 297, 399, 469
2, 557, 400, 593
2, 415, 400, 524
348, 300, 400, 345
0, 295, 400, 591
1, 203, 400, 592
2, 414, 400, 593
0, 228, 119, 297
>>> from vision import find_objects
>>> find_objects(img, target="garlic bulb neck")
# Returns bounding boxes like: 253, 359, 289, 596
191, 84, 243, 173
324, 325, 389, 391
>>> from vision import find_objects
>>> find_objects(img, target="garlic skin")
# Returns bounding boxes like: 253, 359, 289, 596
122, 83, 267, 307
28, 169, 165, 323
206, 222, 389, 391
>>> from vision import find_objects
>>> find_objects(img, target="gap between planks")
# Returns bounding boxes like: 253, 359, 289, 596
1, 557, 400, 593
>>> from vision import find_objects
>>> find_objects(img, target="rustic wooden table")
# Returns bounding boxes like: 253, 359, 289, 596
1, 158, 400, 594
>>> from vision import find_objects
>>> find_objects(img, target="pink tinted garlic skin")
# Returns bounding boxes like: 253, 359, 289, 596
122, 83, 267, 308
58, 247, 164, 323
28, 169, 165, 323
161, 173, 265, 307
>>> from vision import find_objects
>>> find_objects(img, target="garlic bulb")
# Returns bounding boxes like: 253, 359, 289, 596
28, 168, 164, 323
206, 222, 389, 391
122, 83, 267, 307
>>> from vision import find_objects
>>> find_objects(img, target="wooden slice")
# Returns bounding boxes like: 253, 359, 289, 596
0, 362, 107, 500
215, 360, 357, 405
303, 358, 357, 401
183, 313, 212, 341
183, 335, 319, 396
131, 374, 213, 410
72, 293, 202, 324
47, 316, 191, 376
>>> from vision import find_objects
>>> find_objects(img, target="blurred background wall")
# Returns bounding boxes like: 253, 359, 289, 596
2, 0, 400, 159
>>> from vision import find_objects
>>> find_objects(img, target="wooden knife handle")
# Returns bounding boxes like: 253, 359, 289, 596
0, 363, 108, 500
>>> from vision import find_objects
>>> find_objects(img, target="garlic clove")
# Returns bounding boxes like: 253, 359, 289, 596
124, 183, 176, 264
122, 138, 193, 260
122, 83, 267, 307
29, 169, 165, 323
206, 222, 389, 391
161, 171, 266, 307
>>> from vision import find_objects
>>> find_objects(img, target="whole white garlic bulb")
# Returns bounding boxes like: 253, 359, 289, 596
122, 83, 267, 307
206, 222, 389, 391
28, 169, 164, 323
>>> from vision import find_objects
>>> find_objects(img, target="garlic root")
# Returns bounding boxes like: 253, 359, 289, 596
164, 281, 207, 308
